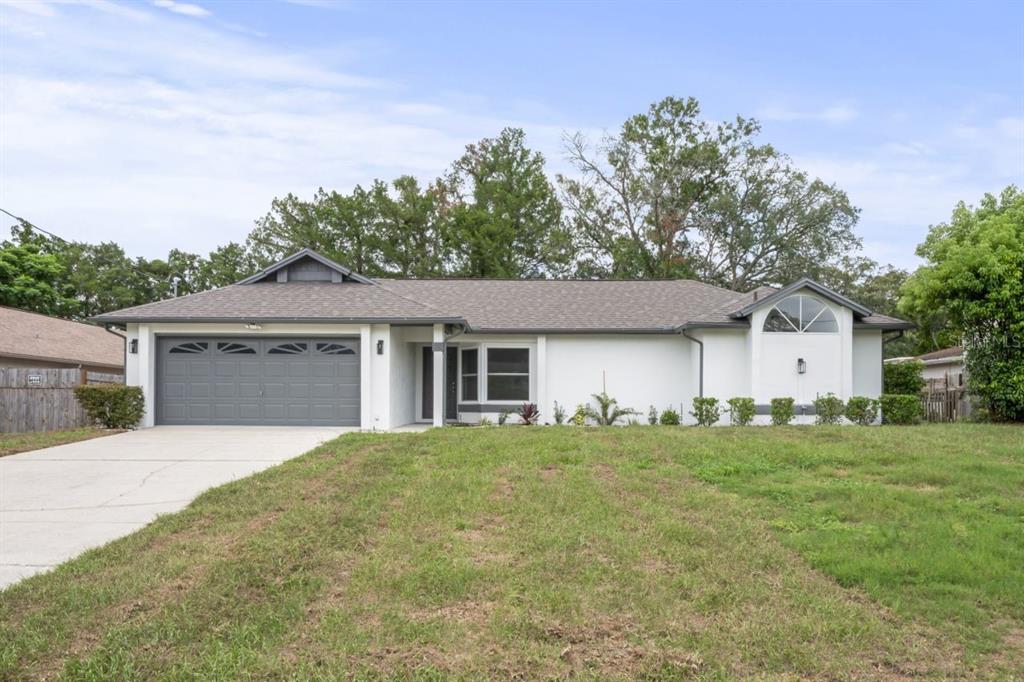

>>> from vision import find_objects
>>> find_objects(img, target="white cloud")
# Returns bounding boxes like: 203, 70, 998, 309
757, 103, 859, 124
0, 1, 577, 258
152, 0, 209, 18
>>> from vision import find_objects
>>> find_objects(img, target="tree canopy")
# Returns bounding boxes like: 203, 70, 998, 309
1, 96, 920, 328
901, 186, 1024, 421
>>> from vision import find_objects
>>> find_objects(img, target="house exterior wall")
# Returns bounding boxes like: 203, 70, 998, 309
852, 330, 883, 397
120, 294, 887, 429
543, 334, 695, 424
750, 291, 852, 405
691, 329, 750, 402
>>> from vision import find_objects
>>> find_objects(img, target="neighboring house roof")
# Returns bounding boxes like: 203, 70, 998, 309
917, 346, 964, 363
0, 305, 124, 369
92, 250, 914, 332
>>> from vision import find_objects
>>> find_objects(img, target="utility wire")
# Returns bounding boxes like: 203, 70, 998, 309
0, 206, 169, 284
0, 207, 69, 243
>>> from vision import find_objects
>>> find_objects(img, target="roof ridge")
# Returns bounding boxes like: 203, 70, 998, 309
374, 280, 465, 318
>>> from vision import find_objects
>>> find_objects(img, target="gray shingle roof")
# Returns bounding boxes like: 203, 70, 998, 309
91, 252, 912, 332
92, 282, 461, 324
377, 279, 752, 331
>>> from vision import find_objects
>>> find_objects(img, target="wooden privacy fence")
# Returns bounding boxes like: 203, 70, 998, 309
0, 368, 124, 433
920, 382, 970, 423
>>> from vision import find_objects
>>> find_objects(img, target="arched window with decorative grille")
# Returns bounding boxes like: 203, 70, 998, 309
762, 295, 838, 333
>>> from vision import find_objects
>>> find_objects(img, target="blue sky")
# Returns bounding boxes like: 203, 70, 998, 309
1, 0, 1021, 269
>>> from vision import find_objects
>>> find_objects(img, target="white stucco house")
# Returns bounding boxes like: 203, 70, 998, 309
94, 249, 912, 428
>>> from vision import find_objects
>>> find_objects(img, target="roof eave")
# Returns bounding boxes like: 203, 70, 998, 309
90, 315, 466, 325
729, 277, 874, 319
853, 321, 916, 330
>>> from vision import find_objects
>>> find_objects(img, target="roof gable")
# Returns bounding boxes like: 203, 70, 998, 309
236, 248, 375, 285
729, 277, 873, 319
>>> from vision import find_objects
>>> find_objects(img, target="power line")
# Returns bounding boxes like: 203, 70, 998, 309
0, 206, 167, 284
0, 207, 69, 243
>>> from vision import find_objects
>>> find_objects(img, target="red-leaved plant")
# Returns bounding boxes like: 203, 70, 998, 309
518, 403, 541, 425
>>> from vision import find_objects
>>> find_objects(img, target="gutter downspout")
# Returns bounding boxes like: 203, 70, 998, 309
681, 330, 704, 398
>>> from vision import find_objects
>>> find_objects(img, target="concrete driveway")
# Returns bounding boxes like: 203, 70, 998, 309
0, 426, 353, 589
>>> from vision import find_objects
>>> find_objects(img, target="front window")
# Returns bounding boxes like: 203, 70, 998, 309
486, 348, 529, 401
461, 348, 479, 401
763, 295, 838, 333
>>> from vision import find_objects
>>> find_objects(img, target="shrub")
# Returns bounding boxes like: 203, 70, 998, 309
770, 397, 795, 425
585, 392, 638, 426
727, 397, 755, 426
659, 407, 680, 425
880, 394, 922, 425
647, 405, 658, 425
497, 410, 510, 426
552, 401, 566, 425
570, 404, 587, 426
884, 360, 926, 395
518, 403, 540, 425
74, 384, 145, 429
845, 396, 878, 426
813, 393, 845, 425
690, 397, 721, 427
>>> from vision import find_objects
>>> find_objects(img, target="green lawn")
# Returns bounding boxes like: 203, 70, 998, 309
0, 427, 117, 458
1, 425, 1021, 679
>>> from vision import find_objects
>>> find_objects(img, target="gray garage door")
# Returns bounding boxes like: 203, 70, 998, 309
157, 337, 360, 426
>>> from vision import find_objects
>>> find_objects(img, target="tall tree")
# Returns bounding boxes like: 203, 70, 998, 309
443, 127, 573, 277
371, 176, 446, 277
560, 96, 758, 279
901, 187, 1024, 421
0, 239, 73, 315
689, 145, 861, 289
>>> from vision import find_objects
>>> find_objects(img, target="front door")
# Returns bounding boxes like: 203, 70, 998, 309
421, 345, 458, 421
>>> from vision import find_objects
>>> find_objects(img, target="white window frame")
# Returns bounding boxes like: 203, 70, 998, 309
762, 294, 839, 334
482, 344, 533, 404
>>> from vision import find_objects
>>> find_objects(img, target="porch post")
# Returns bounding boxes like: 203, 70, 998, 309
432, 323, 444, 427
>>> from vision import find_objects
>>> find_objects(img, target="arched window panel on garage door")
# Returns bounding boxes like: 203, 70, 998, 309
316, 342, 356, 355
267, 342, 308, 355
217, 341, 257, 354
168, 341, 209, 354
762, 295, 838, 333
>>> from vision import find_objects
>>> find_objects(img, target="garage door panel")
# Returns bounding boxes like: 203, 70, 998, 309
238, 382, 260, 399
187, 403, 213, 420
158, 337, 359, 426
188, 383, 212, 399
288, 383, 310, 399
187, 361, 211, 377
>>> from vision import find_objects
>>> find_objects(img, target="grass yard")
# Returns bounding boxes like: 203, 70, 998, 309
1, 425, 1021, 679
0, 427, 117, 458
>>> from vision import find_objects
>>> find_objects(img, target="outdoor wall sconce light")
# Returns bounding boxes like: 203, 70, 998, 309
129, 339, 138, 354
377, 339, 384, 355
797, 358, 807, 374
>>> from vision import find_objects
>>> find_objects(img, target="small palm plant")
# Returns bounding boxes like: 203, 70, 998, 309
585, 392, 638, 426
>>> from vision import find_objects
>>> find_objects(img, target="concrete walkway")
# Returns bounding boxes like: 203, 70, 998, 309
0, 426, 353, 589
